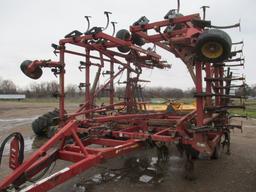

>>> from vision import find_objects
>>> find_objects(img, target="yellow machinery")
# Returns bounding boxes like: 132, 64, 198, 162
145, 99, 196, 112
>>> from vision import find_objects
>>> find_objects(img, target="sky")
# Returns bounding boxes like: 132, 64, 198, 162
0, 0, 255, 90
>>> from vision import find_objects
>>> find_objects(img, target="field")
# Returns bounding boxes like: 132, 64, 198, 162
230, 99, 256, 118
0, 99, 256, 192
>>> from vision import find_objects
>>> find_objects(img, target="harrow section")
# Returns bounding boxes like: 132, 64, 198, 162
0, 3, 245, 191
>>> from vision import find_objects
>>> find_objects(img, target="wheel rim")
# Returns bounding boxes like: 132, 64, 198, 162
201, 41, 224, 59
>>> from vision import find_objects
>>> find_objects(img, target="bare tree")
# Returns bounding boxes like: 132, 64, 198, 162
46, 81, 58, 93
66, 84, 78, 97
29, 81, 59, 98
0, 79, 17, 94
183, 88, 196, 98
251, 85, 256, 97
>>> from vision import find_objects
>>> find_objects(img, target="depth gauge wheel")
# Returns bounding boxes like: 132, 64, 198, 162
116, 29, 131, 53
131, 33, 145, 46
20, 60, 42, 79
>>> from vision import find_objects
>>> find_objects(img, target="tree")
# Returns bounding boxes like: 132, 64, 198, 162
251, 85, 256, 97
66, 84, 78, 97
29, 81, 59, 98
235, 83, 251, 97
184, 88, 196, 98
0, 79, 17, 94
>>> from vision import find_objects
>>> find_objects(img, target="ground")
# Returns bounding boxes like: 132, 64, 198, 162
0, 100, 256, 192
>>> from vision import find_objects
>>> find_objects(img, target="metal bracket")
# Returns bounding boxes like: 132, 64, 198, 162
117, 80, 127, 85
64, 30, 83, 38
78, 83, 89, 90
102, 70, 113, 76
51, 43, 60, 56
51, 67, 62, 77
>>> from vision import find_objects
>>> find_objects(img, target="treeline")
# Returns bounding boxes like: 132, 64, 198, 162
0, 79, 77, 98
235, 84, 256, 97
0, 77, 255, 99
0, 79, 194, 98
115, 87, 195, 99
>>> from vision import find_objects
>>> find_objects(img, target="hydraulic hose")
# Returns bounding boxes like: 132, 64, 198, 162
0, 132, 24, 167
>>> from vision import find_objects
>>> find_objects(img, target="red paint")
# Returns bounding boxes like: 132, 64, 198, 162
0, 11, 232, 191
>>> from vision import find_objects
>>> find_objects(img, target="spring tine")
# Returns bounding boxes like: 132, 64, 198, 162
111, 21, 117, 36
103, 11, 112, 31
84, 16, 92, 32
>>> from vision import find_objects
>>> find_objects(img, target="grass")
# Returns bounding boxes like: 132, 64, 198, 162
0, 97, 120, 105
229, 99, 256, 118
1, 97, 255, 118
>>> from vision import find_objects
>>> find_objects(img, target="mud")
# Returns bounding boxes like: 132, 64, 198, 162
0, 101, 256, 192
0, 117, 37, 131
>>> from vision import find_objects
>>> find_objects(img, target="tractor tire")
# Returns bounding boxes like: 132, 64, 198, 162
42, 111, 59, 126
195, 29, 232, 63
32, 118, 47, 136
32, 109, 60, 137
116, 29, 131, 53
20, 60, 42, 79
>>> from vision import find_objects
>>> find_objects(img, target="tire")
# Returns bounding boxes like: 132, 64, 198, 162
32, 119, 47, 136
43, 113, 57, 126
195, 29, 232, 63
116, 29, 131, 53
32, 109, 60, 136
20, 60, 42, 79
131, 33, 145, 46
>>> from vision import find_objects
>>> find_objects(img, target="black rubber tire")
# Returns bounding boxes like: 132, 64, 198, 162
116, 29, 131, 53
42, 113, 53, 122
43, 113, 56, 125
131, 33, 145, 46
32, 109, 60, 136
43, 110, 59, 126
195, 29, 232, 63
20, 60, 43, 79
32, 118, 47, 136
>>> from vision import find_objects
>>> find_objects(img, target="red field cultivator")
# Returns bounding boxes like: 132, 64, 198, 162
0, 2, 245, 191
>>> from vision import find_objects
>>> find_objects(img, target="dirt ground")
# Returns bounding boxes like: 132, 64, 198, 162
0, 101, 256, 192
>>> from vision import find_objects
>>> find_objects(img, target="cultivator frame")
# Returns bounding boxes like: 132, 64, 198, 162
0, 4, 245, 191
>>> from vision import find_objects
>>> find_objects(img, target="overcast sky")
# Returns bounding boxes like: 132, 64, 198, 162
0, 0, 255, 90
